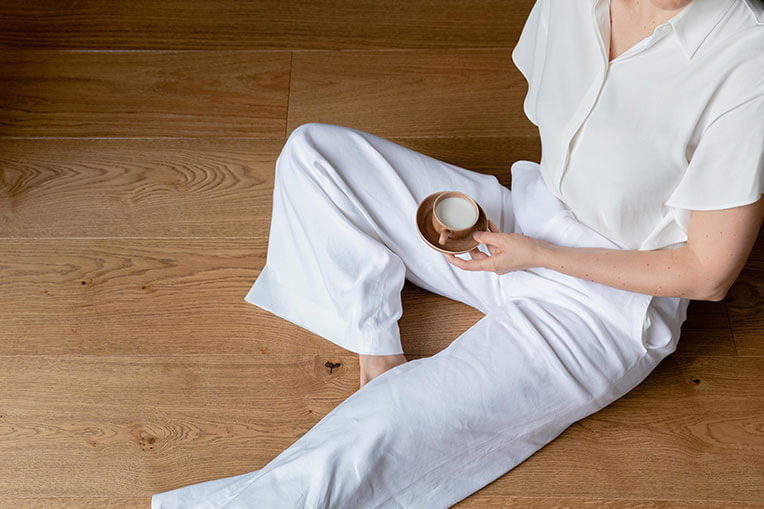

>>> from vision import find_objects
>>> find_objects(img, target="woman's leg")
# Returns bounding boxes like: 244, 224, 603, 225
242, 122, 514, 356
151, 298, 666, 508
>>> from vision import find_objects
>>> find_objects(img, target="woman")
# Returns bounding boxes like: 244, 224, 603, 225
153, 0, 764, 506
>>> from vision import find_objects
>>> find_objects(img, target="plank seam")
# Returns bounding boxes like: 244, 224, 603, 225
285, 51, 293, 138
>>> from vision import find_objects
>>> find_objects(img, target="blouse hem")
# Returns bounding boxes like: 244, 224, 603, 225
665, 192, 764, 211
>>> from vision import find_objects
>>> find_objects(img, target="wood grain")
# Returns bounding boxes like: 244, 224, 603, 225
0, 137, 537, 238
457, 497, 761, 508
0, 497, 755, 508
0, 501, 146, 509
0, 239, 499, 356
726, 233, 764, 357
0, 354, 760, 502
0, 353, 387, 498
0, 51, 290, 137
672, 327, 737, 358
288, 49, 533, 138
0, 240, 738, 358
0, 138, 280, 237
0, 0, 532, 50
681, 300, 731, 330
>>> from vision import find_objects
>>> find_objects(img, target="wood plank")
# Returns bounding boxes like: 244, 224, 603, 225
0, 240, 737, 358
0, 138, 280, 238
0, 501, 145, 509
0, 239, 490, 356
457, 497, 757, 508
673, 327, 736, 358
0, 497, 146, 509
0, 138, 283, 238
0, 353, 403, 498
0, 51, 290, 137
288, 49, 534, 138
0, 137, 534, 238
0, 497, 752, 509
725, 232, 764, 357
682, 300, 730, 330
0, 0, 532, 50
0, 354, 760, 502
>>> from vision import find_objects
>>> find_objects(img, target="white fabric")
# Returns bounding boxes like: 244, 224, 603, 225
512, 0, 764, 251
152, 122, 689, 508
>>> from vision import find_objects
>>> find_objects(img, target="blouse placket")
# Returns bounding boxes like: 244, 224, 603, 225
556, 0, 676, 195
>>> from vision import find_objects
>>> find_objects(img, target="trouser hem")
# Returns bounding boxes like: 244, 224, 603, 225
244, 263, 405, 356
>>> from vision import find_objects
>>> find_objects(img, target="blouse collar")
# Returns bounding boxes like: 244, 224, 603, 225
669, 0, 736, 60
595, 0, 736, 60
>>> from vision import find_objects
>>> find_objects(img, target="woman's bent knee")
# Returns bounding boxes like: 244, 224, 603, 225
277, 122, 348, 173
284, 122, 348, 151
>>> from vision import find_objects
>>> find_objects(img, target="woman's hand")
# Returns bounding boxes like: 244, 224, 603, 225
444, 219, 543, 274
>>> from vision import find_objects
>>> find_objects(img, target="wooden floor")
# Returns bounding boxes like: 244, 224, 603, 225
1, 1, 762, 507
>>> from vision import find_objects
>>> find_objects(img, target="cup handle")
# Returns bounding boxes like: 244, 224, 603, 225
438, 228, 451, 245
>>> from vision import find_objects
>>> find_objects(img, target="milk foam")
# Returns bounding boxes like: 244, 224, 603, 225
434, 197, 477, 229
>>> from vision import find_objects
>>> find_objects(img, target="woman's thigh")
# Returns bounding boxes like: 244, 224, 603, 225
275, 121, 515, 315
333, 300, 658, 507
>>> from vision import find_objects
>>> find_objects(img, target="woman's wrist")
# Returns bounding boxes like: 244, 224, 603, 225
531, 237, 556, 269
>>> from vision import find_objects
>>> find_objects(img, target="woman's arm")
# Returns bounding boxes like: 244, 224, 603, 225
445, 197, 764, 301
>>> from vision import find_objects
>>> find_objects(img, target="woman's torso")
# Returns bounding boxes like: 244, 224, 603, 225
512, 0, 764, 251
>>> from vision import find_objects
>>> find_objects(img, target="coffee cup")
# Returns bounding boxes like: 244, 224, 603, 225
431, 192, 480, 246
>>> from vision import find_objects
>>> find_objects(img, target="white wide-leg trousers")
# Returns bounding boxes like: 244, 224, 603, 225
152, 122, 690, 508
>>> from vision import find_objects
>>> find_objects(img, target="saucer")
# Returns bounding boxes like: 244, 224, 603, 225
415, 191, 488, 255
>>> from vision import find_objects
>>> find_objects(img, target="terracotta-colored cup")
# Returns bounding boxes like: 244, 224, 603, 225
431, 191, 480, 246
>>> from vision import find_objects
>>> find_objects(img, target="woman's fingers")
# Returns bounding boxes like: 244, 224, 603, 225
473, 218, 502, 244
472, 229, 504, 247
444, 218, 503, 268
469, 247, 488, 260
445, 252, 494, 272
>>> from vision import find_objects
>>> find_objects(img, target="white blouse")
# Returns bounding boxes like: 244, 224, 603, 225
511, 0, 764, 251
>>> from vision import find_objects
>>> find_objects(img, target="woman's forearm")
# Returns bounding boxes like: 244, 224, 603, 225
534, 240, 718, 301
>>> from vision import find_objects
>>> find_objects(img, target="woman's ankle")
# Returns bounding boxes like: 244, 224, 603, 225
358, 353, 407, 387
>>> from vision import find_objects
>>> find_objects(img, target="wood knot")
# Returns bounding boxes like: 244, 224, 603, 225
135, 428, 158, 451
325, 361, 341, 374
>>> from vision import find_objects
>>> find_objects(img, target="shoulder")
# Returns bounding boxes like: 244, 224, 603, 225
741, 0, 764, 25
706, 0, 764, 59
541, 0, 593, 23
697, 1, 764, 114
519, 0, 593, 29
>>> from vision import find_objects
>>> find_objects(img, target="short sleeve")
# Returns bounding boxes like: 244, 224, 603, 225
665, 92, 764, 211
511, 0, 548, 127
